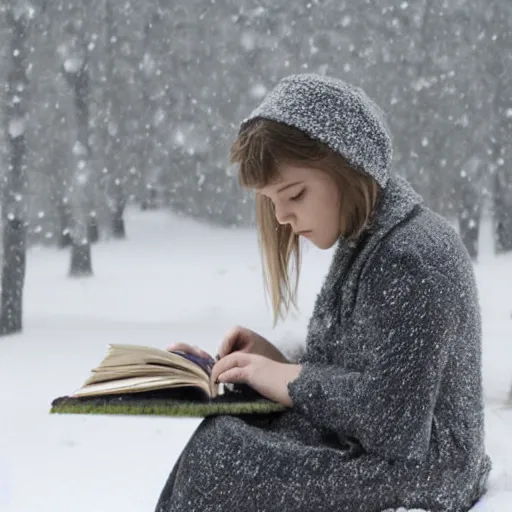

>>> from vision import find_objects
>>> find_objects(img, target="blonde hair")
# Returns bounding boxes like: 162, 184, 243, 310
230, 119, 380, 325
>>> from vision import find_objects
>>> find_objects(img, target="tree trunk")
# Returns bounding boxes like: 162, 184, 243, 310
458, 211, 480, 260
61, 14, 94, 277
110, 180, 126, 238
111, 209, 126, 238
57, 199, 72, 248
141, 186, 158, 211
457, 160, 483, 260
103, 0, 128, 237
487, 2, 512, 254
69, 242, 92, 277
493, 165, 512, 253
0, 5, 30, 336
1, 219, 26, 335
87, 214, 99, 244
137, 14, 159, 210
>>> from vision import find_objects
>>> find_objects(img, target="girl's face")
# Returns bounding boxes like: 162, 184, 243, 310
257, 164, 342, 249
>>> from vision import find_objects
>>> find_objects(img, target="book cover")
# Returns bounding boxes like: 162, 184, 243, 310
50, 385, 287, 418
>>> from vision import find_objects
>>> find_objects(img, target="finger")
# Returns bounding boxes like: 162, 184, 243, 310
216, 327, 237, 358
210, 352, 250, 385
211, 357, 229, 386
217, 366, 248, 384
217, 326, 242, 358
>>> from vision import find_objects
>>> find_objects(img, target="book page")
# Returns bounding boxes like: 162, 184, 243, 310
72, 375, 211, 398
94, 344, 214, 381
84, 364, 194, 385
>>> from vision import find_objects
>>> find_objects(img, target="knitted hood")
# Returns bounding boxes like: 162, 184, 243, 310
240, 73, 393, 189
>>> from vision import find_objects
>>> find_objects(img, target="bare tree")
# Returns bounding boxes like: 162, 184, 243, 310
101, 0, 128, 238
0, 1, 33, 335
457, 158, 484, 260
57, 2, 95, 276
486, 1, 512, 254
138, 9, 161, 211
493, 164, 512, 254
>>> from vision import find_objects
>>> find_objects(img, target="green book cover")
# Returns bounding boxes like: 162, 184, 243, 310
50, 385, 287, 418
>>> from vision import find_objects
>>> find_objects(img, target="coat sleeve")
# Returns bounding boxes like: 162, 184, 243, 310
287, 250, 459, 462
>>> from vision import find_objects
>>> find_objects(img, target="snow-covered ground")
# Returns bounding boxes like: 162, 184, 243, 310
0, 208, 511, 511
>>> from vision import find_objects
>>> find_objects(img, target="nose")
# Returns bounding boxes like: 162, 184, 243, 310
274, 204, 293, 226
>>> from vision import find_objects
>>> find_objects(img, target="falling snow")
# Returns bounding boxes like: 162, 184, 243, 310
0, 1, 510, 511
63, 57, 83, 73
8, 118, 26, 138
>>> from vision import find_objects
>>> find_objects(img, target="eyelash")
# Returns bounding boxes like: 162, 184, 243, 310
290, 189, 305, 201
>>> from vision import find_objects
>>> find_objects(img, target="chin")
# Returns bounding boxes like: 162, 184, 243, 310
310, 234, 339, 250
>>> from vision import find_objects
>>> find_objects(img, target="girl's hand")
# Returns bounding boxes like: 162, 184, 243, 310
217, 325, 289, 364
210, 352, 302, 407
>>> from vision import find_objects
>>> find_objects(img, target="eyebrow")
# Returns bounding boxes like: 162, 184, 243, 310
275, 181, 303, 194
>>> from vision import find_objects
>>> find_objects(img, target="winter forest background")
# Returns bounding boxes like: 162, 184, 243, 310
0, 0, 511, 335
1, 1, 512, 510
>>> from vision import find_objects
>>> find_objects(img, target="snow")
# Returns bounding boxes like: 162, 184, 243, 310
0, 208, 511, 511
63, 57, 83, 74
7, 118, 26, 139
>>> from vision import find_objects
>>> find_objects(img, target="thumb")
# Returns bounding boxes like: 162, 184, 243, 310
217, 326, 243, 359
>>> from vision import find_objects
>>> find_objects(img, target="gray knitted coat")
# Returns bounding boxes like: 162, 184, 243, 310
155, 75, 491, 511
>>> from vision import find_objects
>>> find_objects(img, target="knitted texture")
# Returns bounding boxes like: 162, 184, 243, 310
241, 73, 393, 188
154, 176, 491, 512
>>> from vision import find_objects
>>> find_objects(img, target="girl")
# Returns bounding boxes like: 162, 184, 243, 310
157, 74, 491, 511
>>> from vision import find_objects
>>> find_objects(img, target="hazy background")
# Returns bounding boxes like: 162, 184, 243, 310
0, 1, 511, 280
0, 2, 512, 511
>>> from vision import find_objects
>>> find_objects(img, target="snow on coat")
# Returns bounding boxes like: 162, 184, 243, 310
154, 74, 491, 512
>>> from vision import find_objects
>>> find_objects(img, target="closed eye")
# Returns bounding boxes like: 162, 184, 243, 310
290, 189, 305, 201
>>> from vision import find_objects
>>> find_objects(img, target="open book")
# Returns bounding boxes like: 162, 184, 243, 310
50, 344, 287, 418
71, 343, 222, 399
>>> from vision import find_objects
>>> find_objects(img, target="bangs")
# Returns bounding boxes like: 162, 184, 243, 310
230, 119, 329, 189
230, 120, 281, 189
